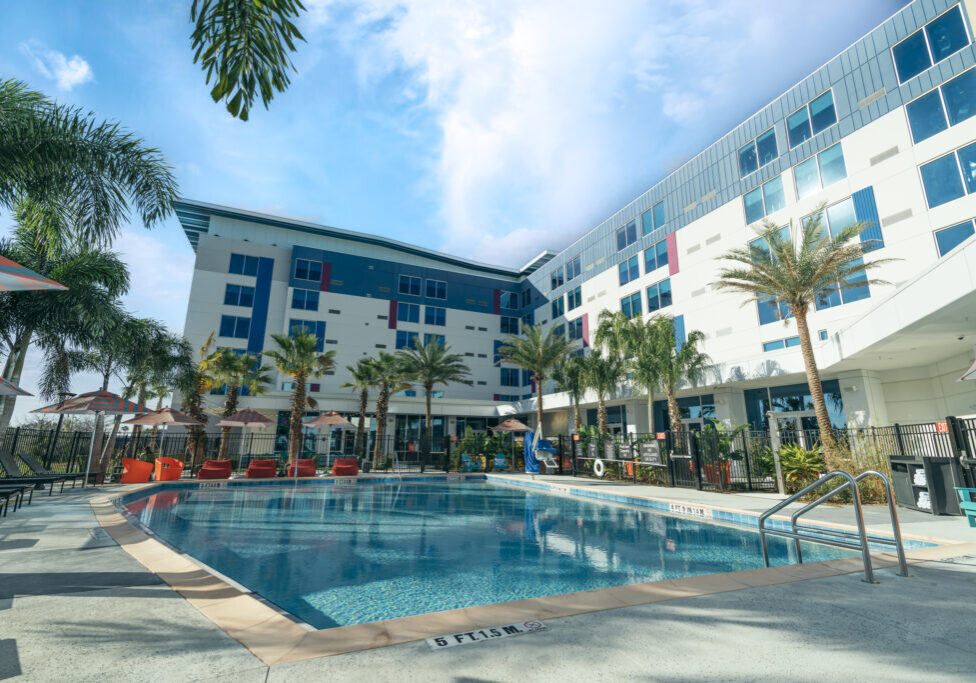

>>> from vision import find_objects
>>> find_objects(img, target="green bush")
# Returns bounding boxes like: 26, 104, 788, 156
778, 443, 826, 493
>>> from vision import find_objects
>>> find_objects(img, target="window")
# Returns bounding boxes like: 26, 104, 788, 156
620, 292, 642, 319
553, 324, 565, 338
907, 69, 976, 144
425, 306, 446, 326
793, 144, 847, 200
743, 175, 786, 224
288, 319, 325, 350
229, 253, 259, 276
762, 336, 800, 352
521, 289, 531, 308
643, 239, 668, 272
934, 220, 976, 256
294, 258, 321, 283
521, 313, 532, 327
424, 333, 446, 347
920, 141, 976, 208
551, 267, 564, 290
425, 279, 447, 299
738, 128, 778, 177
615, 220, 638, 251
646, 279, 672, 312
618, 255, 640, 285
641, 201, 666, 235
291, 288, 319, 311
787, 91, 836, 148
818, 330, 828, 341
803, 200, 871, 309
500, 292, 519, 309
893, 5, 970, 84
219, 315, 250, 339
750, 228, 793, 325
501, 368, 520, 386
398, 275, 421, 296
398, 302, 420, 323
566, 255, 581, 280
567, 286, 582, 310
551, 296, 564, 318
224, 284, 254, 307
568, 318, 583, 341
501, 316, 520, 334
495, 394, 520, 402
396, 331, 419, 350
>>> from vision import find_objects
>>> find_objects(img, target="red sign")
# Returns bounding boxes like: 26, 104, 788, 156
572, 434, 580, 441
656, 432, 666, 440
936, 421, 949, 433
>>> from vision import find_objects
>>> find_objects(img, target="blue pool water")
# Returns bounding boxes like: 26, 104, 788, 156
124, 481, 852, 629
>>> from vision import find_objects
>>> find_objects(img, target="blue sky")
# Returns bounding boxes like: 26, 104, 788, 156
0, 0, 908, 418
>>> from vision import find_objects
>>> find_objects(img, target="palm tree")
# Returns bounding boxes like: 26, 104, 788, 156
552, 355, 587, 433
397, 338, 471, 468
713, 215, 892, 459
368, 352, 411, 468
340, 358, 378, 458
175, 332, 224, 466
0, 82, 176, 252
263, 331, 336, 464
653, 316, 711, 434
582, 349, 627, 435
594, 309, 636, 361
499, 323, 575, 439
626, 317, 671, 435
212, 352, 271, 459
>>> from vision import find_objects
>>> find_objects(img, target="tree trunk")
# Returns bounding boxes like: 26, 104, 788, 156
288, 372, 306, 466
372, 383, 390, 467
0, 331, 31, 431
666, 387, 682, 433
218, 384, 240, 460
185, 373, 209, 468
794, 306, 837, 464
148, 395, 165, 447
597, 395, 609, 435
98, 414, 124, 475
535, 372, 544, 440
355, 389, 368, 456
573, 395, 582, 433
125, 384, 148, 459
423, 383, 433, 471
646, 391, 656, 436
89, 369, 113, 474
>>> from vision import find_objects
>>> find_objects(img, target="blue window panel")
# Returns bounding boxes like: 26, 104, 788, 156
398, 302, 420, 323
942, 69, 976, 126
521, 369, 532, 386
398, 275, 421, 296
566, 255, 581, 280
229, 253, 259, 276
229, 253, 244, 274
794, 156, 821, 200
568, 318, 583, 340
819, 330, 828, 341
815, 286, 842, 310
424, 306, 446, 326
567, 286, 581, 310
763, 340, 785, 352
826, 198, 856, 238
291, 289, 319, 311
658, 278, 672, 308
935, 220, 976, 256
907, 90, 949, 143
893, 30, 932, 83
956, 141, 976, 194
787, 106, 811, 148
852, 187, 884, 251
652, 201, 666, 230
553, 324, 565, 338
615, 220, 637, 251
551, 296, 564, 318
501, 316, 519, 334
621, 292, 641, 319
618, 255, 639, 285
673, 315, 686, 350
424, 333, 445, 347
921, 154, 965, 208
501, 368, 519, 386
219, 315, 236, 337
295, 259, 322, 283
493, 339, 502, 364
756, 296, 782, 325
763, 176, 785, 215
809, 91, 836, 134
641, 207, 654, 236
738, 140, 758, 177
247, 257, 273, 353
840, 261, 871, 304
426, 279, 447, 299
744, 187, 764, 224
925, 5, 969, 64
396, 331, 419, 350
818, 144, 846, 188
655, 239, 668, 269
646, 279, 671, 312
224, 284, 239, 306
500, 292, 519, 309
550, 267, 564, 290
756, 128, 777, 167
784, 336, 800, 348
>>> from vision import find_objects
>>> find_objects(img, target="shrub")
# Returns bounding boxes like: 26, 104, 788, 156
778, 443, 826, 493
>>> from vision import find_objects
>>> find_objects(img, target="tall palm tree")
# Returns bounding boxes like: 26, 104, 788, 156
594, 309, 636, 361
397, 338, 471, 467
499, 323, 575, 439
0, 81, 176, 252
652, 316, 711, 433
626, 317, 671, 435
582, 349, 627, 435
175, 332, 224, 466
340, 358, 378, 458
713, 215, 892, 459
552, 355, 587, 433
369, 352, 410, 468
263, 331, 336, 464
212, 351, 272, 459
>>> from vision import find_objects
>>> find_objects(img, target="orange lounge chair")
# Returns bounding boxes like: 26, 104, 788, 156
332, 458, 359, 476
245, 458, 278, 478
154, 457, 185, 481
287, 458, 317, 477
120, 458, 153, 484
197, 459, 233, 479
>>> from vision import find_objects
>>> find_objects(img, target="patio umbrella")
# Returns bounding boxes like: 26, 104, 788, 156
33, 390, 147, 487
491, 418, 531, 432
123, 408, 202, 427
302, 412, 356, 479
216, 408, 273, 428
0, 377, 32, 396
0, 256, 68, 292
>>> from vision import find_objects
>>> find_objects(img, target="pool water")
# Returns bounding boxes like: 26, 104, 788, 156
124, 481, 852, 629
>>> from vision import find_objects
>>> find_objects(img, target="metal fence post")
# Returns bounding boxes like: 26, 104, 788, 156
893, 423, 905, 455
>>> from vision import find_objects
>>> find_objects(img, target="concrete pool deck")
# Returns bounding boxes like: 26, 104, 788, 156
1, 479, 975, 681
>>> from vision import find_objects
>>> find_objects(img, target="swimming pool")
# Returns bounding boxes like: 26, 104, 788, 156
123, 480, 852, 629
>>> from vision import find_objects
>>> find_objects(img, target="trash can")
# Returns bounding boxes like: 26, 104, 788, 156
889, 455, 965, 516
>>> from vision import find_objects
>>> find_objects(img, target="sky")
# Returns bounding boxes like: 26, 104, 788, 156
0, 0, 909, 421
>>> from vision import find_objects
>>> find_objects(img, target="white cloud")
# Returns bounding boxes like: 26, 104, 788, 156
661, 92, 706, 124
114, 228, 195, 333
20, 39, 94, 90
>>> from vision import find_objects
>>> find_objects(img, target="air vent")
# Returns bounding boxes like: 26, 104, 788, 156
375, 344, 386, 349
378, 286, 391, 293
683, 201, 697, 213
465, 325, 475, 330
377, 315, 388, 320
715, 327, 732, 337
687, 244, 701, 254
477, 353, 487, 358
870, 147, 898, 166
331, 280, 343, 285
882, 208, 913, 227
325, 339, 338, 345
691, 288, 705, 297
477, 381, 487, 386
465, 352, 474, 357
478, 326, 487, 332
477, 301, 488, 307
705, 234, 721, 245
328, 309, 341, 314
465, 298, 476, 304
858, 87, 885, 109
701, 190, 716, 202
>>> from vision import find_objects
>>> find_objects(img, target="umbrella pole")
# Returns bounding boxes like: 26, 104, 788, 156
325, 427, 332, 472
82, 411, 101, 487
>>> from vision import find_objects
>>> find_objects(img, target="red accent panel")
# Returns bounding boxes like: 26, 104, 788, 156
388, 300, 398, 329
581, 313, 590, 347
319, 262, 331, 292
667, 233, 679, 275
493, 289, 501, 314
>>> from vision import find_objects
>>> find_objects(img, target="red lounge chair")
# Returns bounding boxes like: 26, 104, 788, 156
120, 458, 153, 484
197, 459, 232, 480
332, 458, 359, 476
154, 457, 185, 481
287, 458, 317, 477
246, 458, 278, 478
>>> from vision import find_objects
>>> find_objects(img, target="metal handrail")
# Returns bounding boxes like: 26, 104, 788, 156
789, 470, 908, 577
758, 470, 904, 583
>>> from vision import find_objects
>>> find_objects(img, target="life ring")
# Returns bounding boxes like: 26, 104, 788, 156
593, 459, 606, 478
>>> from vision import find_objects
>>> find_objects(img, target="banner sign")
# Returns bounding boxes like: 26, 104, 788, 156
640, 440, 663, 466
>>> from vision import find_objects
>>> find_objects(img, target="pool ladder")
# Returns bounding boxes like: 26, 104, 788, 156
759, 470, 909, 583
